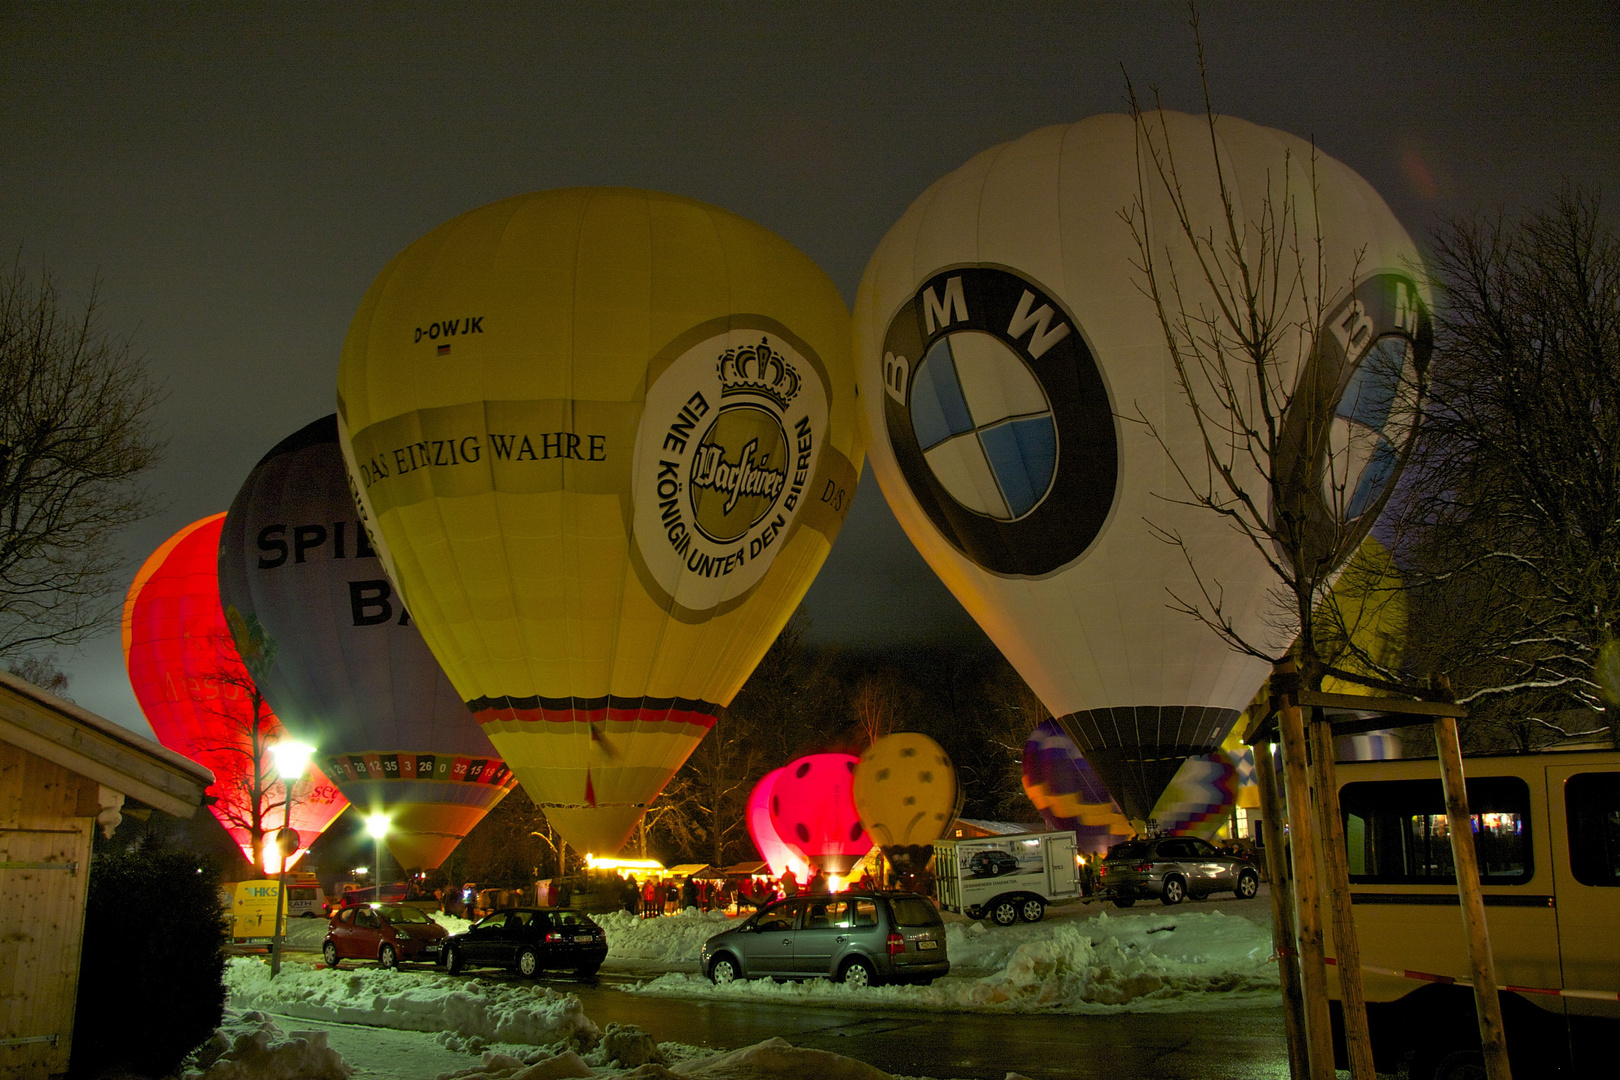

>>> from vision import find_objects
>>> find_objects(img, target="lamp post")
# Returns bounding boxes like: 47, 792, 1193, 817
268, 740, 314, 978
365, 813, 391, 903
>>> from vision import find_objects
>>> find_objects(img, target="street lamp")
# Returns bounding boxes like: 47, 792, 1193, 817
268, 739, 314, 978
365, 813, 391, 903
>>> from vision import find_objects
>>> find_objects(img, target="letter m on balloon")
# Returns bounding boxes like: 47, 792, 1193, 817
922, 276, 969, 334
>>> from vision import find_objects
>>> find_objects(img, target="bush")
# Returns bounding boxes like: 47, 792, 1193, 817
69, 843, 228, 1078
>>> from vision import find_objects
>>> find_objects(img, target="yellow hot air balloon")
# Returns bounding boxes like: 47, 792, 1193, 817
336, 189, 862, 855
853, 732, 958, 849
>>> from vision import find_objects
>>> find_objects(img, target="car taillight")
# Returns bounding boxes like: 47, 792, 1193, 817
546, 932, 563, 943
1097, 865, 1107, 876
1134, 861, 1154, 872
886, 933, 905, 956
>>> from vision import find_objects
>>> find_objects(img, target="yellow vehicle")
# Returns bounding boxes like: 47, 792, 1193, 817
228, 879, 284, 945
1327, 749, 1619, 1080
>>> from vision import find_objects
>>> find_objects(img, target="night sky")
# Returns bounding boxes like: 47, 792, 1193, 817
4, 2, 1618, 735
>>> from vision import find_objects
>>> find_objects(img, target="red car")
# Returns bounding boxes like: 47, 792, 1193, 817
322, 903, 448, 969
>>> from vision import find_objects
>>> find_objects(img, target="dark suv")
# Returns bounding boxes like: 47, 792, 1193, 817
700, 891, 948, 988
1099, 836, 1260, 906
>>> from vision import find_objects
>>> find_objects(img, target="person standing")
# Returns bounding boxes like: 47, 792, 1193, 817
779, 868, 798, 898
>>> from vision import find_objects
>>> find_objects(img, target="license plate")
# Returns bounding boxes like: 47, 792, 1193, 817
918, 939, 938, 950
422, 944, 441, 953
575, 934, 594, 943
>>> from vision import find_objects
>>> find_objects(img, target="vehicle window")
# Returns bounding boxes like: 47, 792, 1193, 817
802, 900, 836, 929
472, 913, 505, 930
504, 911, 533, 928
824, 900, 851, 928
1566, 772, 1620, 887
851, 899, 878, 928
1341, 777, 1533, 885
755, 901, 798, 932
337, 908, 354, 925
354, 908, 379, 929
553, 911, 582, 928
1154, 839, 1191, 859
1108, 841, 1151, 860
1187, 838, 1219, 857
376, 905, 430, 923
890, 896, 942, 927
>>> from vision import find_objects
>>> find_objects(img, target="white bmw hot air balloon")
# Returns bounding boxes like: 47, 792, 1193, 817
853, 112, 1430, 821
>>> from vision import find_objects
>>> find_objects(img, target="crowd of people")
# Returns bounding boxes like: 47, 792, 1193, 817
621, 866, 880, 917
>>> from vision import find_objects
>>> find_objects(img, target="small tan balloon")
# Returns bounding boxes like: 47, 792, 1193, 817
853, 732, 958, 847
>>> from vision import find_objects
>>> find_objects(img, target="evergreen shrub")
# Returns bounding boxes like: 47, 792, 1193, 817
69, 843, 228, 1078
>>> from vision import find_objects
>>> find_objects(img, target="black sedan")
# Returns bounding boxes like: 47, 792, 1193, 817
442, 907, 607, 978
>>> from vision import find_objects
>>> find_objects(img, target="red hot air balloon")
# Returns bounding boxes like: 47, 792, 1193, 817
746, 767, 810, 880
768, 754, 871, 874
123, 515, 348, 871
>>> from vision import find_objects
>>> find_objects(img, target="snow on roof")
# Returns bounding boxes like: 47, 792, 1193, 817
951, 818, 1048, 836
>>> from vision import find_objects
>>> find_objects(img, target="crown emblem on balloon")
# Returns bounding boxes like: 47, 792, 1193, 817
716, 338, 801, 409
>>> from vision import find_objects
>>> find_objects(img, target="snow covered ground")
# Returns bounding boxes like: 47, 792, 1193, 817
233, 897, 1278, 1077
611, 903, 1278, 1012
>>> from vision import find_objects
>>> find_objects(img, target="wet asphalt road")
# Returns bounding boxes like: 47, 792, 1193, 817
559, 978, 1290, 1080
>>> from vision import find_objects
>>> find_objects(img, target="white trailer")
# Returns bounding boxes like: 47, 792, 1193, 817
933, 830, 1079, 925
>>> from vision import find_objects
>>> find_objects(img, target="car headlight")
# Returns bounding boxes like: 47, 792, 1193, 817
394, 930, 411, 940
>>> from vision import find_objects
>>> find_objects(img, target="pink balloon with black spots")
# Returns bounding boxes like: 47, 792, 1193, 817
768, 752, 872, 873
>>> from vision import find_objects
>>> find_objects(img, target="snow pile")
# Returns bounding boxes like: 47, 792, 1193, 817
627, 908, 1277, 1013
596, 909, 739, 964
184, 1009, 353, 1080
670, 1037, 891, 1080
431, 1037, 893, 1080
226, 958, 599, 1046
436, 912, 474, 935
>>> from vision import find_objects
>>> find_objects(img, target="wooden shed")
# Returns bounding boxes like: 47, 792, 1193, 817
0, 670, 213, 1080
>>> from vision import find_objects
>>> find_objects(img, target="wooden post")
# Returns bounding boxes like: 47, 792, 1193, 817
1254, 732, 1309, 1080
1274, 665, 1336, 1080
1434, 711, 1513, 1080
1308, 707, 1376, 1080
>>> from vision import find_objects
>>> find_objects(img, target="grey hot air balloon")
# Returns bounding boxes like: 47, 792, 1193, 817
218, 415, 516, 869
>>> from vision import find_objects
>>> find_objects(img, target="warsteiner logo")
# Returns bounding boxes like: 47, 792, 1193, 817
633, 323, 830, 615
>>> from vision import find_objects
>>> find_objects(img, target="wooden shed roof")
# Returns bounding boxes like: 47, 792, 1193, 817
0, 669, 214, 818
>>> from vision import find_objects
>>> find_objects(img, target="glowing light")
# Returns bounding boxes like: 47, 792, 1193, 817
585, 855, 665, 873
827, 873, 843, 892
365, 813, 391, 839
269, 740, 316, 782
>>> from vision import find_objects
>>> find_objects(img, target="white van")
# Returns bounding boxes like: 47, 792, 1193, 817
933, 830, 1079, 925
1326, 749, 1618, 1080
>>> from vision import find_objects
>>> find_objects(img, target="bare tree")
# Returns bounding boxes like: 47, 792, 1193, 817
648, 714, 762, 867
849, 672, 902, 749
6, 652, 71, 698
1391, 190, 1620, 749
188, 625, 286, 874
1121, 24, 1433, 1080
974, 664, 1050, 822
0, 260, 164, 657
1122, 75, 1426, 694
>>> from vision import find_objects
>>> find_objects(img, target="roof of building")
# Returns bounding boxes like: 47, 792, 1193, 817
0, 668, 214, 818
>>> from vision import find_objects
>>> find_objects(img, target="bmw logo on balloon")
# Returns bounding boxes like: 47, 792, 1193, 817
880, 266, 1117, 577
1276, 271, 1433, 569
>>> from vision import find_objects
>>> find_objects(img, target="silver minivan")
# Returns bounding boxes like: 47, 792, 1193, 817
700, 891, 949, 987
